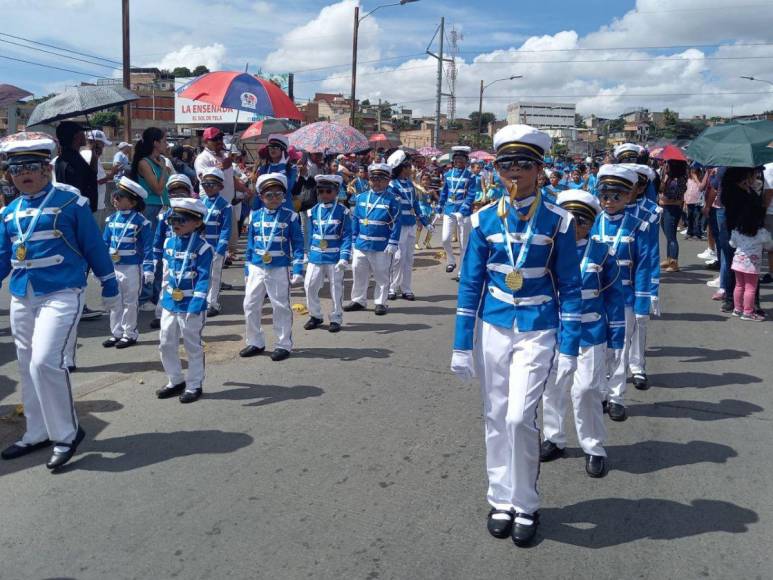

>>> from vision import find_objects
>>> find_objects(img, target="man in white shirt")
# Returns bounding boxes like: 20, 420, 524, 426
82, 129, 117, 227
112, 141, 131, 182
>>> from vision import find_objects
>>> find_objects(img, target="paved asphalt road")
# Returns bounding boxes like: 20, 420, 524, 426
0, 237, 771, 580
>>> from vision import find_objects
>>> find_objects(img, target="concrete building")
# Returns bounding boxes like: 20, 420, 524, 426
506, 101, 576, 129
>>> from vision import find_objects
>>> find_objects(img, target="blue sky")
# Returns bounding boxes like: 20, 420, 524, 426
2, 0, 772, 118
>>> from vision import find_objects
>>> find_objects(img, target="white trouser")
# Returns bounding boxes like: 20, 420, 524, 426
350, 249, 391, 307
441, 213, 470, 267
606, 306, 635, 405
159, 309, 206, 392
243, 264, 293, 351
207, 253, 225, 311
110, 264, 141, 340
304, 263, 344, 324
389, 224, 417, 294
628, 314, 648, 375
476, 320, 556, 515
542, 343, 608, 457
10, 288, 82, 445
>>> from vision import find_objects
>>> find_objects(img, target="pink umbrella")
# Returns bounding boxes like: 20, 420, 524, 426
470, 150, 495, 161
418, 146, 442, 157
369, 133, 395, 148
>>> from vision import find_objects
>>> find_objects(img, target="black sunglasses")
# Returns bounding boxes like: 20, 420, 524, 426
316, 186, 337, 193
497, 159, 537, 171
7, 162, 44, 176
201, 181, 221, 189
168, 215, 192, 225
599, 192, 623, 202
574, 216, 593, 227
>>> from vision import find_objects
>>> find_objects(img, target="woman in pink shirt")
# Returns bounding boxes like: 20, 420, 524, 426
684, 167, 705, 240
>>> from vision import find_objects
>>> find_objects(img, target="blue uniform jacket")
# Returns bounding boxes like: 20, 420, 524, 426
591, 212, 651, 316
160, 232, 213, 314
439, 168, 475, 217
454, 194, 583, 356
152, 207, 172, 271
630, 196, 662, 302
0, 183, 118, 298
102, 210, 154, 269
388, 179, 430, 227
306, 202, 353, 265
351, 189, 402, 253
253, 162, 298, 211
202, 194, 233, 256
244, 207, 304, 274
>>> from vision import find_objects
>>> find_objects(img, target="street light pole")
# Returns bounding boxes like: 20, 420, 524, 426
477, 75, 522, 147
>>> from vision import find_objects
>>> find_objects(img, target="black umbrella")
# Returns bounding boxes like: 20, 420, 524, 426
26, 85, 140, 127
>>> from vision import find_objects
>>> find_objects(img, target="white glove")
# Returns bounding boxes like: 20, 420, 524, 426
290, 273, 304, 285
385, 244, 398, 255
334, 259, 349, 273
650, 296, 661, 317
555, 353, 578, 385
606, 348, 623, 371
102, 292, 121, 312
451, 349, 476, 381
143, 271, 155, 286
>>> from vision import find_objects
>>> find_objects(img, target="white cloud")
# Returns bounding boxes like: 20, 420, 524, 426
252, 1, 274, 15
149, 43, 227, 72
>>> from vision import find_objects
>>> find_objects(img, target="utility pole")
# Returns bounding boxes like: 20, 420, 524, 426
446, 26, 462, 123
426, 17, 453, 148
377, 98, 382, 132
122, 0, 131, 143
350, 5, 359, 127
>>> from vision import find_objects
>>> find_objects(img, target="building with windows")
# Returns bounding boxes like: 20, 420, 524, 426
506, 101, 576, 129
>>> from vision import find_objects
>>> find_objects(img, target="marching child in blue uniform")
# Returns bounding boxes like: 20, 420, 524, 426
155, 197, 213, 403
344, 163, 402, 316
591, 165, 651, 422
451, 125, 583, 546
303, 174, 353, 332
540, 191, 626, 478
439, 145, 476, 278
387, 150, 431, 300
199, 167, 232, 317
415, 171, 439, 250
102, 176, 154, 349
241, 173, 304, 361
0, 132, 119, 469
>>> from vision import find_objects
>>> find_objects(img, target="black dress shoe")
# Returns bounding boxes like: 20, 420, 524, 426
511, 512, 539, 547
220, 282, 233, 291
388, 292, 397, 300
67, 365, 77, 373
539, 440, 565, 462
1, 439, 52, 460
115, 337, 137, 349
102, 337, 119, 348
602, 400, 609, 414
150, 318, 161, 330
179, 389, 202, 404
487, 509, 514, 539
608, 403, 627, 422
46, 427, 85, 470
632, 373, 649, 390
207, 306, 220, 317
445, 264, 456, 273
156, 382, 186, 399
374, 305, 387, 316
585, 454, 608, 478
271, 348, 290, 362
304, 316, 324, 330
328, 322, 342, 333
402, 292, 415, 301
343, 301, 366, 312
239, 345, 265, 358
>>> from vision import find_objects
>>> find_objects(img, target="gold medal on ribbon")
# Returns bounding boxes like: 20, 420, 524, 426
171, 288, 184, 301
262, 253, 272, 264
362, 218, 369, 226
319, 239, 328, 250
111, 253, 121, 263
15, 244, 27, 261
505, 270, 523, 291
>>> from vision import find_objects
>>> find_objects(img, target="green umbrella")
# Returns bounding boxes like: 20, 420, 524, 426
686, 120, 773, 167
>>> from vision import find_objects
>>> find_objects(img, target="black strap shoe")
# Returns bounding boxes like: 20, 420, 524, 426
150, 318, 161, 330
220, 282, 233, 291
179, 389, 202, 404
67, 365, 77, 373
608, 402, 627, 422
511, 512, 539, 547
115, 337, 137, 349
402, 293, 415, 301
239, 345, 265, 358
328, 322, 342, 333
206, 306, 220, 317
387, 292, 397, 300
585, 454, 608, 478
602, 400, 609, 414
487, 509, 514, 539
445, 264, 456, 273
304, 316, 324, 330
46, 427, 85, 470
374, 305, 387, 316
271, 348, 290, 362
632, 373, 649, 390
539, 440, 565, 462
1, 439, 52, 460
156, 382, 187, 399
343, 301, 366, 312
102, 337, 119, 348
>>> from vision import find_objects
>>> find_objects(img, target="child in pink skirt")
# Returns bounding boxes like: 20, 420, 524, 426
730, 204, 772, 321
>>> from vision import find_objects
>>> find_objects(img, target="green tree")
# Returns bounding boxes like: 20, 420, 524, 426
574, 113, 584, 127
192, 65, 210, 76
469, 111, 496, 130
172, 66, 193, 78
90, 111, 120, 128
360, 99, 371, 108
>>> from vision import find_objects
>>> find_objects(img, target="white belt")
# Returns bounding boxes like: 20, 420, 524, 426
166, 288, 206, 299
11, 255, 65, 269
581, 288, 599, 299
11, 230, 63, 243
488, 285, 552, 306
359, 235, 386, 242
487, 263, 546, 278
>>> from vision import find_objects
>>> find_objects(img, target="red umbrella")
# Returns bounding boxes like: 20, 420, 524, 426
369, 133, 394, 147
652, 144, 687, 162
471, 150, 495, 161
241, 118, 297, 140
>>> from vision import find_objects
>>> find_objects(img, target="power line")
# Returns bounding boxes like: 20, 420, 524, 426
0, 38, 120, 70
0, 53, 106, 79
455, 41, 773, 55
472, 54, 773, 65
0, 32, 122, 65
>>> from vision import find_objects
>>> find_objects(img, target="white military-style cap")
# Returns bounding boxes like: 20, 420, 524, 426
451, 145, 471, 158
170, 197, 207, 219
387, 149, 409, 169
368, 162, 391, 178
267, 134, 289, 150
167, 173, 193, 192
493, 124, 551, 163
619, 163, 656, 183
85, 129, 112, 146
314, 174, 343, 187
0, 131, 58, 159
613, 143, 644, 163
557, 190, 601, 220
597, 164, 638, 192
200, 166, 225, 182
118, 141, 132, 149
116, 176, 147, 200
257, 172, 288, 193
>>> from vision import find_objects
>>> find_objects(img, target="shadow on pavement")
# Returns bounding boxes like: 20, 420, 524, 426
646, 346, 750, 363
208, 382, 324, 407
417, 294, 458, 303
542, 498, 758, 548
387, 305, 454, 316
628, 399, 763, 421
343, 322, 432, 334
291, 347, 392, 361
607, 440, 737, 474
647, 371, 763, 389
657, 312, 728, 322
